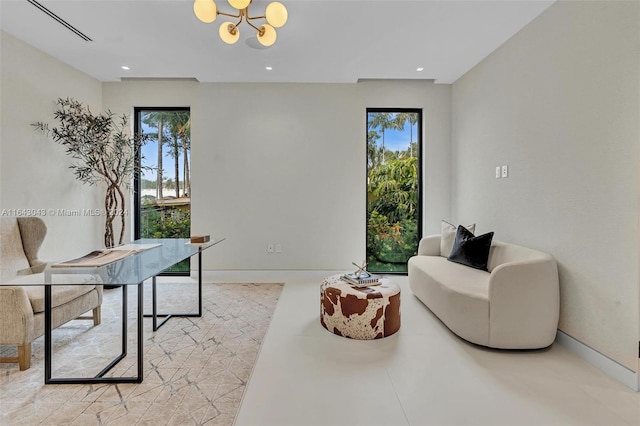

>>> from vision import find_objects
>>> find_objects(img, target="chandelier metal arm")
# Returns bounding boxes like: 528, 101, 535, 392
244, 9, 266, 32
221, 8, 245, 30
217, 10, 241, 19
245, 18, 261, 32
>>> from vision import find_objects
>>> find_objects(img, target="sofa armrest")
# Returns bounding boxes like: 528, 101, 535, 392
417, 235, 441, 256
0, 286, 36, 345
488, 258, 560, 348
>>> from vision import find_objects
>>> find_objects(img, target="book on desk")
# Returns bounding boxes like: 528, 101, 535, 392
51, 243, 161, 268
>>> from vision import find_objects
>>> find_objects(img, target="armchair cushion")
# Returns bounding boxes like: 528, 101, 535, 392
5, 272, 99, 313
26, 285, 98, 313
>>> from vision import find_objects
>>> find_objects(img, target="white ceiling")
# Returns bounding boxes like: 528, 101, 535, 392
0, 0, 555, 84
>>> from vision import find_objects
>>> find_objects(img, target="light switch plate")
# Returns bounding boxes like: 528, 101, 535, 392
495, 166, 501, 178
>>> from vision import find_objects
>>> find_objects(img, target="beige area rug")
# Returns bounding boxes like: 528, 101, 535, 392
0, 282, 283, 425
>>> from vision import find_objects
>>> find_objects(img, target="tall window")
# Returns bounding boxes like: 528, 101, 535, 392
366, 109, 422, 274
134, 107, 191, 274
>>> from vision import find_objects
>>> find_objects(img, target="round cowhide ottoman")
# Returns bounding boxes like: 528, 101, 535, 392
320, 274, 401, 339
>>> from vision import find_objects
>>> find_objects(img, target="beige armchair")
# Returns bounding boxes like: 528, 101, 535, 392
0, 217, 102, 370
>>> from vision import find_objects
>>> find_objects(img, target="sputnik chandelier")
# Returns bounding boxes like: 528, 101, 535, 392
193, 0, 288, 47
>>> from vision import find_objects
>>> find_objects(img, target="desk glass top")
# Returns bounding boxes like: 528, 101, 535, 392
39, 238, 224, 286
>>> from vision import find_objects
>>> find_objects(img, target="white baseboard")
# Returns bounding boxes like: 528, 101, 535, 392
556, 330, 638, 391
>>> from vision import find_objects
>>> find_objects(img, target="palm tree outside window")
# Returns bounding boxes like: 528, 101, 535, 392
366, 109, 422, 274
134, 107, 191, 274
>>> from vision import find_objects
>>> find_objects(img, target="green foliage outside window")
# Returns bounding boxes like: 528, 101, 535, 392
141, 208, 190, 239
141, 206, 191, 272
367, 158, 419, 271
367, 111, 420, 273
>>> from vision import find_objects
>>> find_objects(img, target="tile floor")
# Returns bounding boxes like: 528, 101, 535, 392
234, 272, 640, 426
0, 271, 640, 426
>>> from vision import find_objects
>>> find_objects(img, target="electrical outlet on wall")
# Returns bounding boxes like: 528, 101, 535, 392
501, 165, 509, 178
275, 244, 282, 253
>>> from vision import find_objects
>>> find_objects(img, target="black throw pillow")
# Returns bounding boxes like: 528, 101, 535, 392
447, 225, 494, 271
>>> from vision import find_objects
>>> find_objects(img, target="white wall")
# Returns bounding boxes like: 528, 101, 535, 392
0, 31, 103, 260
452, 1, 640, 371
102, 79, 451, 271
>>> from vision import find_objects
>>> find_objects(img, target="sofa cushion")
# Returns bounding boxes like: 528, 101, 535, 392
5, 272, 98, 313
0, 219, 30, 282
410, 255, 490, 299
440, 220, 475, 257
448, 226, 494, 271
408, 255, 490, 345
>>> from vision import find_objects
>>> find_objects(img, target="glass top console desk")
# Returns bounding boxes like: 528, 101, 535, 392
40, 237, 225, 384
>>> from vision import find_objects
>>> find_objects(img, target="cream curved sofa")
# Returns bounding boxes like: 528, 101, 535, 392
408, 235, 559, 349
0, 217, 102, 370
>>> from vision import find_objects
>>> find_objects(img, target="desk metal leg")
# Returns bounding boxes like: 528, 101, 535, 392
44, 286, 52, 383
44, 283, 143, 384
148, 275, 172, 331
198, 250, 203, 316
137, 281, 144, 380
123, 284, 127, 353
145, 251, 204, 331
152, 276, 159, 331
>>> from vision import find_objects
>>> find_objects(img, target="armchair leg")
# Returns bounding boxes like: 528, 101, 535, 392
18, 344, 31, 371
93, 306, 101, 326
0, 344, 31, 370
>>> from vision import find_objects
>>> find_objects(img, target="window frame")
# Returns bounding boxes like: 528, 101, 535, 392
365, 107, 423, 275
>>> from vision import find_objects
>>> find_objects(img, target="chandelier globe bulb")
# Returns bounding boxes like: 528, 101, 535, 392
228, 0, 251, 9
257, 24, 277, 47
219, 22, 240, 44
194, 0, 217, 23
265, 2, 287, 28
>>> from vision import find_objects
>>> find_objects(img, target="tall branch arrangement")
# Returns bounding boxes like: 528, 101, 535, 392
33, 97, 149, 248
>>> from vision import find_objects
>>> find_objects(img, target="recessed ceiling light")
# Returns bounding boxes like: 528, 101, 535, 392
121, 66, 130, 70
416, 67, 424, 72
266, 66, 273, 71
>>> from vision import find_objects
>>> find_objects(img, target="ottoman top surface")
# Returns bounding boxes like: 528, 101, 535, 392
322, 274, 400, 300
